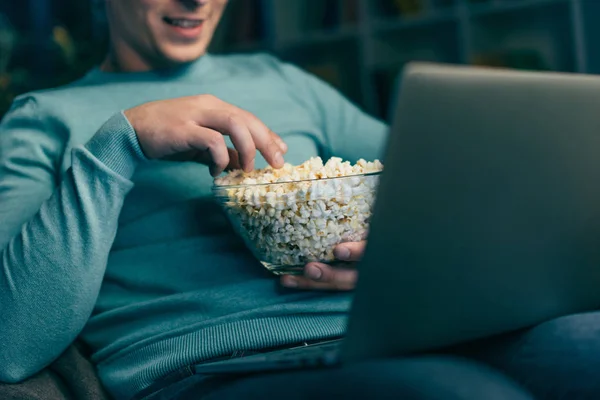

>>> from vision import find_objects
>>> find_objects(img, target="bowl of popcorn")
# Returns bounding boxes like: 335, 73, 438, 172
213, 157, 383, 275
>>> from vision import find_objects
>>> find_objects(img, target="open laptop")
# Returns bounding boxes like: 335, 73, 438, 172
194, 62, 600, 374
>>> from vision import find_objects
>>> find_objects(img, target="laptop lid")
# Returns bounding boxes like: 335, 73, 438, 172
343, 62, 600, 363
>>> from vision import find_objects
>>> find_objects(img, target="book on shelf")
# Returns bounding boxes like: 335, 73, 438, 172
211, 0, 267, 52
341, 0, 359, 26
372, 64, 402, 119
304, 62, 343, 89
271, 0, 304, 43
304, 0, 339, 32
303, 59, 362, 103
227, 0, 266, 44
303, 0, 359, 32
432, 0, 456, 8
472, 49, 550, 71
377, 0, 426, 18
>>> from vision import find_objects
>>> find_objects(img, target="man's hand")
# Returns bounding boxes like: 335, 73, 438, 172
280, 241, 366, 291
124, 95, 287, 176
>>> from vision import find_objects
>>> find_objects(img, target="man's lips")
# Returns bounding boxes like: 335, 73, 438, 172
163, 17, 204, 28
163, 16, 205, 39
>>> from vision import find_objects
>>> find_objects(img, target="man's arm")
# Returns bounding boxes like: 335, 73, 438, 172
0, 93, 288, 382
0, 97, 144, 382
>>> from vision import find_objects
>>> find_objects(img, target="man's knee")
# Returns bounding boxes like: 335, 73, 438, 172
476, 311, 600, 398
319, 357, 531, 400
204, 356, 531, 400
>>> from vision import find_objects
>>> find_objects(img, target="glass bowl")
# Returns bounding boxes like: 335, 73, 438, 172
213, 172, 381, 275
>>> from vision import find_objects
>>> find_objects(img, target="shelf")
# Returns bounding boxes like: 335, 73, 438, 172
372, 8, 458, 33
275, 25, 360, 49
468, 0, 569, 17
2, 0, 596, 120
469, 0, 575, 72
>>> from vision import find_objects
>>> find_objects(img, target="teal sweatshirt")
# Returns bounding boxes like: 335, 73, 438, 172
0, 53, 387, 399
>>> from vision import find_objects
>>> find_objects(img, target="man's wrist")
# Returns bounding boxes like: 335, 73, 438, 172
84, 111, 148, 179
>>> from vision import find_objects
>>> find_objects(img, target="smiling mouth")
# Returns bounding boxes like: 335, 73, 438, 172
163, 17, 204, 28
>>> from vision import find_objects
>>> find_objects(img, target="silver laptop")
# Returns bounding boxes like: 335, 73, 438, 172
344, 62, 600, 362
195, 62, 600, 374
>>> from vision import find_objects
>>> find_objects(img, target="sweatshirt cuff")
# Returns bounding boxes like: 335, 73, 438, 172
84, 111, 148, 179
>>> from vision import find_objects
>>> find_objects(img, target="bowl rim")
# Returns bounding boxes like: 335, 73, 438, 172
212, 170, 382, 190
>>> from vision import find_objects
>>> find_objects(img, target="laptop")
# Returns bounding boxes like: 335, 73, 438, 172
194, 62, 600, 374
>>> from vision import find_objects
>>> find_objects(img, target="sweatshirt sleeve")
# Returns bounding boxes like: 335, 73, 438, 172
272, 58, 389, 162
0, 96, 146, 382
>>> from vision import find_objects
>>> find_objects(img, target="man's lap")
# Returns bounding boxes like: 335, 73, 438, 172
149, 356, 532, 400
142, 310, 600, 400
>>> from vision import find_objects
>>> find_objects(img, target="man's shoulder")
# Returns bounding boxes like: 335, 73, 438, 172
3, 71, 128, 144
209, 52, 292, 78
11, 72, 101, 115
208, 52, 322, 96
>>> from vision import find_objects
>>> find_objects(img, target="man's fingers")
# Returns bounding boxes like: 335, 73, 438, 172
306, 263, 357, 287
279, 240, 366, 291
186, 126, 230, 177
334, 241, 367, 262
270, 131, 288, 154
280, 263, 357, 291
237, 109, 285, 168
228, 129, 255, 172
187, 147, 240, 176
197, 109, 257, 172
225, 148, 242, 171
194, 97, 285, 170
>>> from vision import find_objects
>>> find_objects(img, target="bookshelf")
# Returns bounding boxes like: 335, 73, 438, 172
211, 0, 600, 120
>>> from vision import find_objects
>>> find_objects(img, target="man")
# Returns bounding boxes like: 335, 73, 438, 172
0, 1, 598, 399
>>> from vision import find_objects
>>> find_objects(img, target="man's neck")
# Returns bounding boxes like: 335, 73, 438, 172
100, 44, 155, 73
101, 28, 180, 73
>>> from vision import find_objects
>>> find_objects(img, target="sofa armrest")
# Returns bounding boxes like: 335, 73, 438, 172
0, 343, 110, 400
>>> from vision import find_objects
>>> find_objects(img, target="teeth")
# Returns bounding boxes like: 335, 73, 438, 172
168, 18, 201, 28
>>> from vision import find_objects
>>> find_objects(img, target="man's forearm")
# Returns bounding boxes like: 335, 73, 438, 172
0, 113, 144, 382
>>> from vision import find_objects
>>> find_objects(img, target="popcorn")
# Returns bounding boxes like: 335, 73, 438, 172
214, 157, 383, 274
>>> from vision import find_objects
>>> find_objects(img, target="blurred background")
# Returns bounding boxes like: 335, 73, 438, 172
2, 0, 600, 120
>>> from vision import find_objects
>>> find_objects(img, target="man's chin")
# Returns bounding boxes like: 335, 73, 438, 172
159, 47, 207, 67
